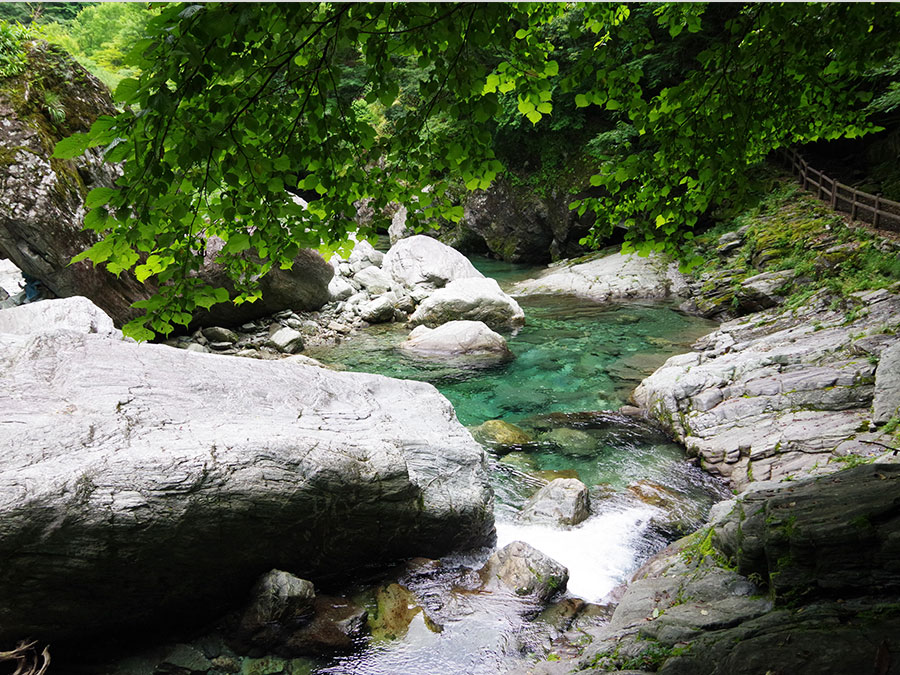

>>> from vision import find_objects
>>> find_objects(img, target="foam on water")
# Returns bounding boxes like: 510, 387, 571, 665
495, 502, 661, 602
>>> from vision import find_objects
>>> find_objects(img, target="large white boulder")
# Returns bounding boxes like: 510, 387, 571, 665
382, 235, 483, 290
409, 277, 525, 331
0, 310, 493, 643
0, 295, 120, 337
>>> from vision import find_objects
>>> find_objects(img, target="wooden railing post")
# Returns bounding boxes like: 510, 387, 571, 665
830, 179, 837, 208
851, 188, 858, 219
874, 194, 881, 229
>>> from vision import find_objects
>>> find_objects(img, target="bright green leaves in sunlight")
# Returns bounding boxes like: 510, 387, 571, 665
59, 2, 565, 339
56, 2, 900, 339
567, 2, 900, 262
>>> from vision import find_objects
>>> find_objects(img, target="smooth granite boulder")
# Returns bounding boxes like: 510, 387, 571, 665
408, 277, 525, 331
399, 321, 513, 360
511, 249, 687, 302
382, 235, 483, 290
0, 312, 493, 643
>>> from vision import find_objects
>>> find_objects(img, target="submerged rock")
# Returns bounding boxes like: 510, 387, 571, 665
471, 420, 535, 448
281, 595, 368, 656
399, 321, 512, 360
478, 541, 569, 602
0, 300, 493, 643
519, 478, 591, 527
367, 583, 441, 642
542, 427, 598, 456
409, 277, 525, 331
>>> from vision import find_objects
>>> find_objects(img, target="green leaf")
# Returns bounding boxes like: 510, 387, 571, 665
222, 233, 251, 254
83, 207, 109, 231
536, 101, 552, 114
123, 320, 156, 342
85, 187, 117, 209
525, 110, 542, 124
575, 93, 590, 108
114, 78, 141, 104
53, 133, 92, 159
71, 238, 114, 265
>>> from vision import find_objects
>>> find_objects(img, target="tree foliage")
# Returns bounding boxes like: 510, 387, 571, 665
52, 2, 900, 339
40, 3, 153, 89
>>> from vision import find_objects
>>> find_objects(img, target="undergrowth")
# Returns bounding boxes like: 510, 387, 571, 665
692, 178, 900, 306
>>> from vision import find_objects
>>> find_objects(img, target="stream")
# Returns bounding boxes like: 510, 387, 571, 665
297, 256, 729, 674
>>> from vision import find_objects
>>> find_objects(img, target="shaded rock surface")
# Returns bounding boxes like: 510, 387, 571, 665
455, 179, 591, 263
0, 302, 494, 643
478, 541, 569, 603
388, 180, 592, 263
232, 570, 316, 653
634, 288, 900, 489
510, 249, 687, 303
399, 321, 512, 360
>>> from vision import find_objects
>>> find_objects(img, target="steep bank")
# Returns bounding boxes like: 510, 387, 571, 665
519, 180, 900, 674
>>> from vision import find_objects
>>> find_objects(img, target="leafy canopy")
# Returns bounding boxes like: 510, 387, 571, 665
53, 2, 900, 340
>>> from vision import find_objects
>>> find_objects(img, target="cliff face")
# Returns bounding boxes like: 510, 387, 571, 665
0, 40, 152, 323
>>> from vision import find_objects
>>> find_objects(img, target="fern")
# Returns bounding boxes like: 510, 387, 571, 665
42, 90, 65, 124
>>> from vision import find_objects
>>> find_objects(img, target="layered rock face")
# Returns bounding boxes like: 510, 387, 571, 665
634, 287, 900, 489
510, 249, 689, 303
0, 42, 147, 323
0, 298, 494, 643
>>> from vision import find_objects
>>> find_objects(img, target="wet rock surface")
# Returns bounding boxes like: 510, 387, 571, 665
478, 541, 569, 603
519, 478, 591, 527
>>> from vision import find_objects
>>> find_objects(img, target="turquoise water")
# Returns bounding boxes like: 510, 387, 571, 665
307, 298, 715, 428
303, 259, 729, 674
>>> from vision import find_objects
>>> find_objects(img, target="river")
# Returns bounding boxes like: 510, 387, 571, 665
296, 256, 729, 675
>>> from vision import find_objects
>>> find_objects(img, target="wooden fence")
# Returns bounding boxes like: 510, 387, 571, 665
781, 149, 900, 233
